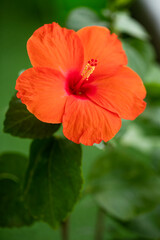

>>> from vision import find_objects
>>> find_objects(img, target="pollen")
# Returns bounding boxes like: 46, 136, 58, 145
81, 59, 98, 80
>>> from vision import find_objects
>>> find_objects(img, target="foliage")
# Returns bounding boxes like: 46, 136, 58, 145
88, 146, 160, 220
23, 137, 82, 228
0, 138, 82, 229
4, 95, 60, 139
0, 152, 34, 227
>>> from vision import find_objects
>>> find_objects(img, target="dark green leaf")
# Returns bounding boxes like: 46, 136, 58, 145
88, 146, 160, 221
4, 95, 60, 139
0, 152, 34, 227
23, 137, 82, 228
0, 152, 28, 179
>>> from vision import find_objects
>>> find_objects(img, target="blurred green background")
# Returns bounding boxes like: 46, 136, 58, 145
1, 0, 160, 239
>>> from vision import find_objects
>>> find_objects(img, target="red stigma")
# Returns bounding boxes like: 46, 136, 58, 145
88, 59, 98, 67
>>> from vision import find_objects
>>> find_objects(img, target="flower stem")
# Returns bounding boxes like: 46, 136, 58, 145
95, 208, 105, 240
61, 219, 69, 240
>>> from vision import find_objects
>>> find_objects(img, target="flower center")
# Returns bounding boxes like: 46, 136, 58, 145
66, 59, 98, 98
81, 59, 98, 81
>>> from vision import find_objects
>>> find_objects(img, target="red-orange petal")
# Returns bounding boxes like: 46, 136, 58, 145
62, 95, 121, 145
15, 67, 68, 123
87, 66, 146, 120
77, 26, 127, 79
27, 22, 84, 74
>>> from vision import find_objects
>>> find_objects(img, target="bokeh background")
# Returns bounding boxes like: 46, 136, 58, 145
1, 0, 160, 239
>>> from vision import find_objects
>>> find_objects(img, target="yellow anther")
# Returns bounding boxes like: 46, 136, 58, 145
81, 61, 97, 81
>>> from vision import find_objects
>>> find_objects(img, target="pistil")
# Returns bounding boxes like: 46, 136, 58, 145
81, 59, 98, 81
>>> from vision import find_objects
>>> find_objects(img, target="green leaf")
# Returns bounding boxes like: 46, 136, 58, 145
114, 0, 135, 7
88, 146, 160, 221
114, 12, 149, 40
127, 39, 155, 64
151, 148, 160, 174
23, 137, 82, 228
122, 41, 146, 78
107, 0, 135, 9
104, 215, 139, 239
136, 106, 160, 137
0, 152, 34, 227
4, 95, 60, 139
122, 39, 155, 78
66, 7, 107, 30
144, 63, 160, 99
128, 206, 160, 239
112, 119, 131, 141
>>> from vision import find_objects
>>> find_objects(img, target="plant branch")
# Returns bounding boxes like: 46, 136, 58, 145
61, 219, 69, 240
95, 208, 105, 240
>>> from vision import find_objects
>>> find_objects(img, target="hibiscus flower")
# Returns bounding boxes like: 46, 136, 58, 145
15, 22, 146, 145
